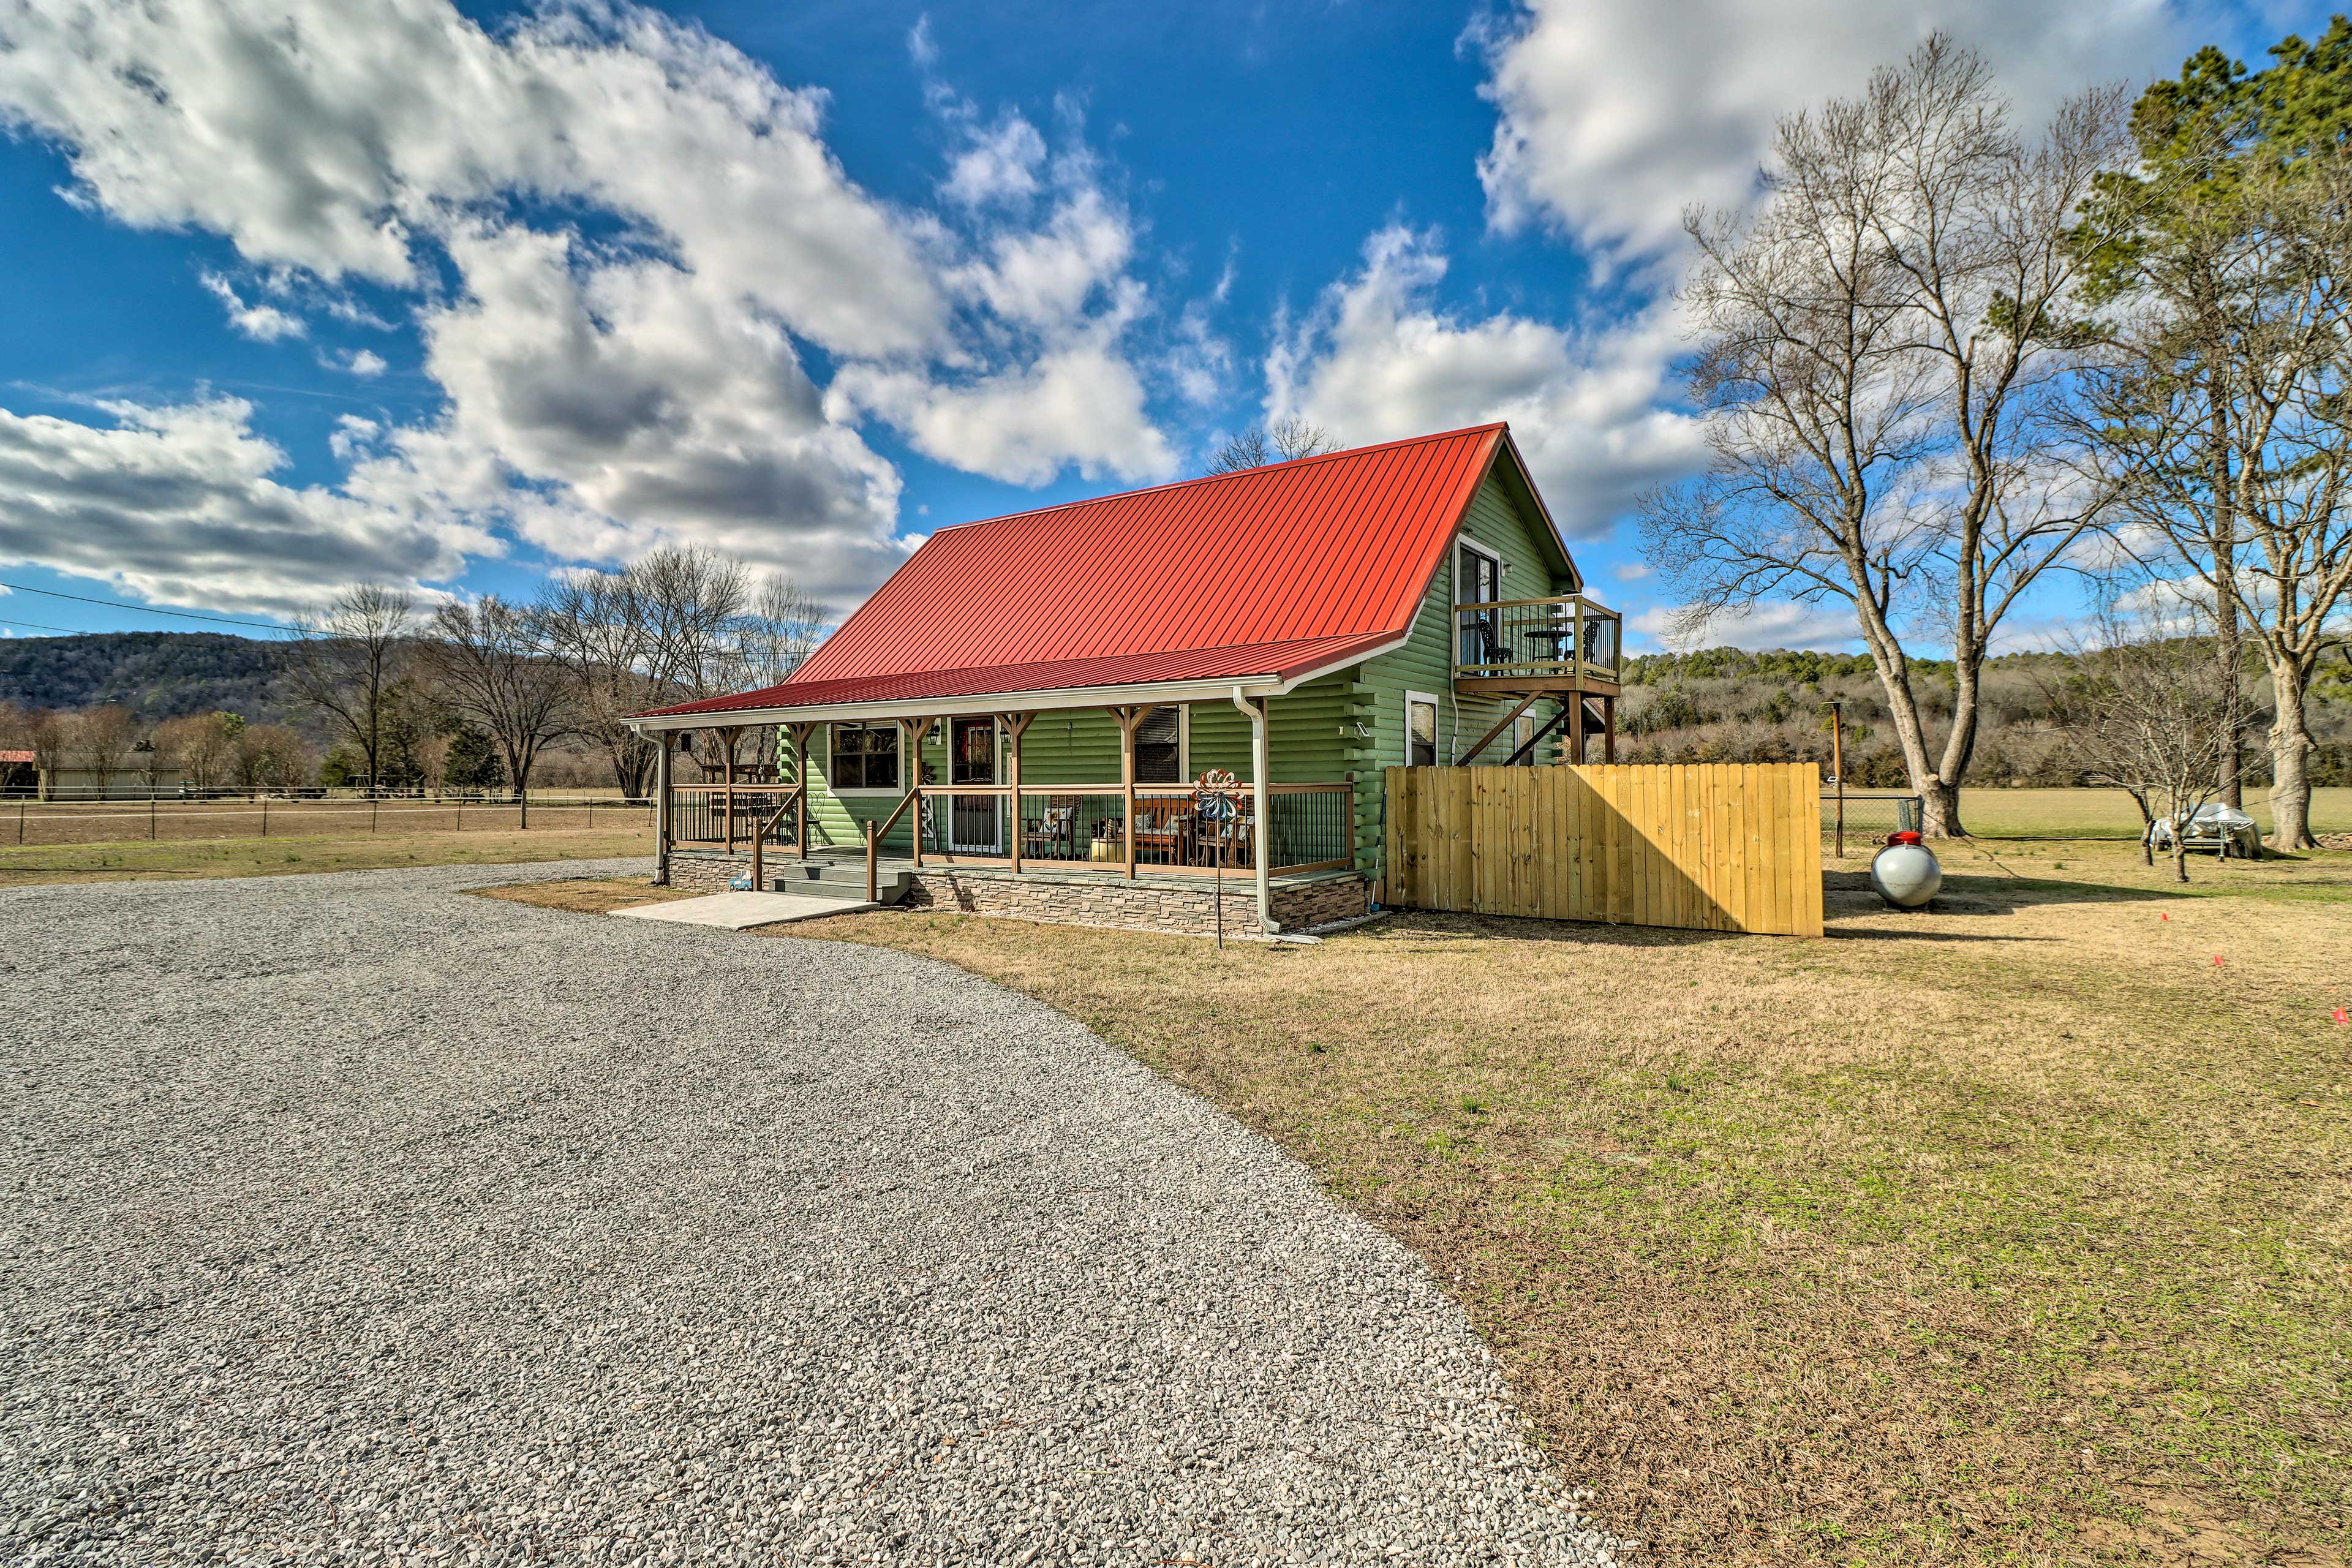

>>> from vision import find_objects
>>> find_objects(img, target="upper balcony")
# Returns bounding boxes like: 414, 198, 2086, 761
1453, 594, 1623, 693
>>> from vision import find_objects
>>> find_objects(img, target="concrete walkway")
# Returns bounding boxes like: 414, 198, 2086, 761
609, 889, 876, 929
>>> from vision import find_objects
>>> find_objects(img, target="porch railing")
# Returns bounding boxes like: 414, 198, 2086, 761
668, 783, 803, 852
910, 782, 1354, 876
1455, 594, 1621, 682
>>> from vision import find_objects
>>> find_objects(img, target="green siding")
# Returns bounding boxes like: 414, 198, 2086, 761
1353, 470, 1575, 880
761, 468, 1571, 887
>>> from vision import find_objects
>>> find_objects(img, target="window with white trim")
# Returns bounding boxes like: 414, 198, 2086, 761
1406, 692, 1439, 767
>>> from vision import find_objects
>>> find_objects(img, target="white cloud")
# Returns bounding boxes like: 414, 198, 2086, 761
1473, 0, 2211, 262
1268, 225, 1704, 538
908, 15, 939, 70
198, 271, 306, 342
829, 332, 1174, 488
343, 349, 388, 377
0, 0, 1183, 616
1630, 600, 1861, 653
0, 398, 493, 616
940, 112, 1047, 208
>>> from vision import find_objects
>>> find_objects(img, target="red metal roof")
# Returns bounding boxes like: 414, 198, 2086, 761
0, 749, 32, 764
641, 422, 1528, 719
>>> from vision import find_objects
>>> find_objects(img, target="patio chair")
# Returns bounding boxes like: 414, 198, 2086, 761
1463, 614, 1512, 669
1022, 799, 1080, 859
1133, 805, 1192, 866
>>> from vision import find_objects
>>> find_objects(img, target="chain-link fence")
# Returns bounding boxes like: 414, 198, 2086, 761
1821, 791, 1922, 857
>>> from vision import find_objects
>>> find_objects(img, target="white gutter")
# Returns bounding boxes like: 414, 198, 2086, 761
1230, 686, 1274, 933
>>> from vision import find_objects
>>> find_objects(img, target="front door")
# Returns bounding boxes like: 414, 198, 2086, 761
948, 717, 1001, 853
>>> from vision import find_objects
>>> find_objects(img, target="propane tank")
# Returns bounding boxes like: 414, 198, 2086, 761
1870, 829, 1942, 909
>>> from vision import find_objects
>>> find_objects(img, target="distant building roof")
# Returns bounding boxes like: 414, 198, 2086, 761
0, 749, 34, 764
638, 421, 1571, 722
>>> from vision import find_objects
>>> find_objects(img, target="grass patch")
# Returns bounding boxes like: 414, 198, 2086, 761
469, 876, 701, 915
766, 842, 2351, 1566
1948, 787, 2352, 842
0, 827, 652, 886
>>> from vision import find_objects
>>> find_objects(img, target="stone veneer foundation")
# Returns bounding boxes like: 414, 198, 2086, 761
658, 851, 1371, 935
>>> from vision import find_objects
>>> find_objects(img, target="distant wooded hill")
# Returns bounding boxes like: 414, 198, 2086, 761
1618, 646, 2352, 788
0, 631, 304, 727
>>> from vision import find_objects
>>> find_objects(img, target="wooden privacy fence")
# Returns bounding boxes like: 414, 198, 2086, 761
1385, 764, 1825, 937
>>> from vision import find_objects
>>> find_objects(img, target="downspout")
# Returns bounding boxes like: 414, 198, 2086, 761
1230, 687, 1275, 933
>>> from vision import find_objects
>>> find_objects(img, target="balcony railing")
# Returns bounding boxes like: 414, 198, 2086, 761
1455, 594, 1621, 683
668, 783, 801, 851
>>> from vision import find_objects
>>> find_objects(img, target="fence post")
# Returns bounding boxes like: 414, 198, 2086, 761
262, 797, 268, 838
149, 795, 156, 841
18, 801, 24, 845
456, 802, 462, 833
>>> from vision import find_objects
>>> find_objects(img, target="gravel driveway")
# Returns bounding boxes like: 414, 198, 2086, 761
3, 862, 1616, 1567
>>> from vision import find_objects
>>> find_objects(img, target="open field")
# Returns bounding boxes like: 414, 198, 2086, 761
0, 795, 653, 849
500, 841, 2348, 1567
1946, 787, 2352, 841
0, 827, 652, 886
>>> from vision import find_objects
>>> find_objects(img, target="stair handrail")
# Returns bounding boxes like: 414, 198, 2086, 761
747, 793, 795, 891
866, 785, 921, 902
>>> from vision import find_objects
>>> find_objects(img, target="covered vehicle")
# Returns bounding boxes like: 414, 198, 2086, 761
2149, 802, 2262, 859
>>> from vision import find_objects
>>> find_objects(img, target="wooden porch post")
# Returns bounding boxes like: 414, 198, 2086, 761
715, 725, 740, 853
900, 716, 934, 868
652, 732, 671, 885
786, 723, 814, 859
1112, 705, 1154, 880
1004, 712, 1033, 873
1603, 695, 1617, 763
1567, 694, 1585, 766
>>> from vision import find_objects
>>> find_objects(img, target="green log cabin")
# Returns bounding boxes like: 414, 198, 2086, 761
630, 421, 1619, 934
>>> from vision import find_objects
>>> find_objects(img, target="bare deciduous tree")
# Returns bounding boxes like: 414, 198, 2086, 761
285, 584, 415, 792
71, 704, 137, 798
1641, 36, 2130, 837
232, 723, 312, 796
1205, 417, 1340, 475
155, 711, 243, 795
730, 575, 828, 692
2054, 611, 2241, 881
538, 548, 824, 793
421, 597, 575, 823
23, 708, 67, 799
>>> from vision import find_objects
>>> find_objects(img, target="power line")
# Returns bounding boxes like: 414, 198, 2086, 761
2, 616, 91, 635
0, 581, 300, 633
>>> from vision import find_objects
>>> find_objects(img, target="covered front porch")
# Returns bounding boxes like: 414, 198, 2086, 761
639, 683, 1370, 934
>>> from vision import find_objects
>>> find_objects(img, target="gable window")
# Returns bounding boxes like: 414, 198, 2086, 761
1134, 706, 1186, 783
1406, 692, 1439, 767
829, 722, 901, 793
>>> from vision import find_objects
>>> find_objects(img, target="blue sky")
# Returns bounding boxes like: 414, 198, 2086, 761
0, 0, 2302, 652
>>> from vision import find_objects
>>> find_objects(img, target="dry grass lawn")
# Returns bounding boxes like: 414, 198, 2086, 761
470, 876, 700, 915
0, 827, 652, 886
652, 841, 2343, 1567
